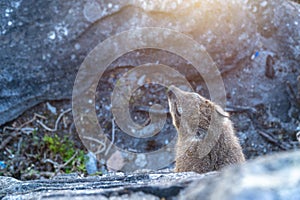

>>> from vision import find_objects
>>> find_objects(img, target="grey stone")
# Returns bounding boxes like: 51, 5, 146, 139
1, 151, 300, 199
0, 170, 215, 199
180, 150, 300, 200
1, 0, 299, 131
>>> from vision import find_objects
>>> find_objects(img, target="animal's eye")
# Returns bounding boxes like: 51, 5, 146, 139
196, 127, 207, 140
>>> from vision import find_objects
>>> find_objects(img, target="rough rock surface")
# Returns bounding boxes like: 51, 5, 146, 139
0, 170, 215, 199
1, 150, 299, 199
1, 0, 300, 174
180, 150, 300, 200
1, 0, 299, 126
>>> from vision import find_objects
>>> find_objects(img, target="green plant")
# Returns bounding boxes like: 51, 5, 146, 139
43, 134, 87, 173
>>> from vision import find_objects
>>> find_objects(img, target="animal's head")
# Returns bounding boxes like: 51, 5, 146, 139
167, 85, 229, 142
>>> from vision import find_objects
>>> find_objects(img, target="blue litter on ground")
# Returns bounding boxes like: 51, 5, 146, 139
0, 161, 6, 169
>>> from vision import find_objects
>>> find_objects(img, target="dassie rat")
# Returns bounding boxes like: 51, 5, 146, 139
167, 85, 245, 173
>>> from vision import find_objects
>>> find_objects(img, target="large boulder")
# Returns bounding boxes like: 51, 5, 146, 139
180, 150, 300, 200
1, 0, 299, 124
1, 150, 299, 199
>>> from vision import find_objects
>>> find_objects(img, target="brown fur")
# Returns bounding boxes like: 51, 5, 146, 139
167, 85, 245, 173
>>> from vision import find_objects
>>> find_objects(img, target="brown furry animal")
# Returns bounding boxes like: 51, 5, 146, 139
167, 85, 245, 173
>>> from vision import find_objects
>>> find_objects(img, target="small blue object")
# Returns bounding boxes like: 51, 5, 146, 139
0, 161, 6, 169
254, 51, 259, 58
85, 152, 98, 175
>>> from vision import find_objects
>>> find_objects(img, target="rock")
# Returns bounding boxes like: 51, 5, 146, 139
1, 0, 299, 128
85, 151, 98, 175
180, 150, 300, 200
1, 150, 300, 199
0, 170, 216, 199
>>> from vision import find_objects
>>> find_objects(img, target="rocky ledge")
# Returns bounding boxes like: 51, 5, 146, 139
1, 150, 299, 200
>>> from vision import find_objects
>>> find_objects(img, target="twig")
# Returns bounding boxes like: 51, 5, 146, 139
286, 81, 300, 106
43, 158, 60, 167
58, 151, 78, 169
0, 132, 19, 150
287, 81, 297, 100
1, 113, 47, 150
3, 112, 46, 134
225, 105, 257, 114
3, 127, 35, 135
3, 126, 18, 132
105, 118, 115, 156
20, 127, 36, 135
34, 113, 48, 120
36, 108, 71, 132
134, 105, 169, 115
43, 151, 78, 173
82, 136, 106, 154
257, 130, 290, 150
69, 122, 75, 135
5, 147, 14, 158
17, 137, 23, 156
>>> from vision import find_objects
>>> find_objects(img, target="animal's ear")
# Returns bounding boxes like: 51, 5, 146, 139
215, 105, 229, 117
